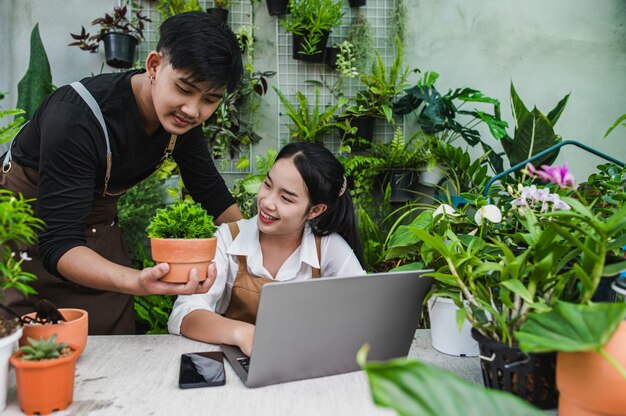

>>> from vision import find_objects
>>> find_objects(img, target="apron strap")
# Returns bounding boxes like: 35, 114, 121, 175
2, 120, 30, 173
70, 82, 112, 197
312, 235, 321, 278
227, 222, 248, 274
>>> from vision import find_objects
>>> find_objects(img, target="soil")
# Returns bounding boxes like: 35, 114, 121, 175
0, 317, 20, 338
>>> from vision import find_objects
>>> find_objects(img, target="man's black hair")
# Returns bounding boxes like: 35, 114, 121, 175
157, 11, 243, 92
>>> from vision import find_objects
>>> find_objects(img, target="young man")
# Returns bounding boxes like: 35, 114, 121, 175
0, 12, 243, 334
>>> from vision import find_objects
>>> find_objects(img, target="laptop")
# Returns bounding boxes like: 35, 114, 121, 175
222, 270, 432, 388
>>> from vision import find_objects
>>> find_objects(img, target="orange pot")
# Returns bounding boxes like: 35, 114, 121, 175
557, 321, 626, 415
150, 237, 217, 283
20, 308, 88, 357
10, 347, 79, 415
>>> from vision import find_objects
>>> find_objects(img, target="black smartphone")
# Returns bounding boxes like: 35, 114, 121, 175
179, 351, 226, 389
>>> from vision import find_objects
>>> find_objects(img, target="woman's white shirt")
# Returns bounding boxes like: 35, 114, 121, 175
168, 216, 365, 334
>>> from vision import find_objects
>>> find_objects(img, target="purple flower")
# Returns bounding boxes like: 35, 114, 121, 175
529, 163, 576, 189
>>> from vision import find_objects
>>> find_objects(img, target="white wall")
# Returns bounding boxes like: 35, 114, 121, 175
405, 0, 626, 180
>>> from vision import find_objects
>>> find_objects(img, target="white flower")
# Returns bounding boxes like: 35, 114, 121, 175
19, 252, 32, 261
552, 195, 571, 211
433, 204, 460, 220
474, 204, 502, 225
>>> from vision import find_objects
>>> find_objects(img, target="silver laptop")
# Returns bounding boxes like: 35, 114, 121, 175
222, 270, 432, 388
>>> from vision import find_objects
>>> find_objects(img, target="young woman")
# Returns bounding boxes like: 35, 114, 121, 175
0, 12, 243, 334
169, 142, 366, 356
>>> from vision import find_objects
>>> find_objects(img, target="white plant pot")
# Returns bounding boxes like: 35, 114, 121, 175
428, 297, 478, 357
0, 327, 22, 412
419, 166, 447, 187
612, 279, 626, 301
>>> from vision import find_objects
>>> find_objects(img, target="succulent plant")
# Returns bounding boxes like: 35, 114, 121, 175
20, 335, 71, 361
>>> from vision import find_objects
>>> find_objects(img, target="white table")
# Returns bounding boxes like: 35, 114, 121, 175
5, 330, 482, 416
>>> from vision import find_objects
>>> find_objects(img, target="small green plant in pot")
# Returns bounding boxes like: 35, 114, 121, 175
281, 0, 345, 62
10, 334, 79, 415
147, 200, 218, 283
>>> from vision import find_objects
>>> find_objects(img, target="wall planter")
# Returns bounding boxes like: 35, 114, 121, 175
266, 0, 289, 15
419, 166, 447, 188
342, 115, 375, 150
428, 297, 478, 357
325, 46, 340, 69
292, 31, 330, 62
348, 0, 366, 6
19, 309, 88, 357
377, 169, 420, 204
206, 8, 229, 24
103, 32, 137, 69
150, 237, 217, 283
10, 346, 79, 415
556, 321, 626, 415
472, 329, 558, 409
0, 327, 22, 412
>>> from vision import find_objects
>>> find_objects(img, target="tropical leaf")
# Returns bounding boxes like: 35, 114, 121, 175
17, 24, 53, 120
516, 301, 626, 353
604, 113, 626, 138
357, 344, 543, 416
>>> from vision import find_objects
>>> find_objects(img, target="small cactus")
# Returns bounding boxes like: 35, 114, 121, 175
20, 334, 71, 361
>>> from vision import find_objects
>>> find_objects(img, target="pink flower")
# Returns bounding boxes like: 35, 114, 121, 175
528, 163, 576, 189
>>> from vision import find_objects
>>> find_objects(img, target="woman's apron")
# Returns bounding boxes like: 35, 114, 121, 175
223, 222, 321, 325
0, 82, 177, 335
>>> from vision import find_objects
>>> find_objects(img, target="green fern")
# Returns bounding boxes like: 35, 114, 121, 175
134, 295, 175, 334
147, 201, 217, 239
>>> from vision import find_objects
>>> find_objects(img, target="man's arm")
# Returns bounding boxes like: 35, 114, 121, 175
57, 246, 216, 296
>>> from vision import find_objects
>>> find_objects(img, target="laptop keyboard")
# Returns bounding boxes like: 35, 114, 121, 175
237, 357, 250, 373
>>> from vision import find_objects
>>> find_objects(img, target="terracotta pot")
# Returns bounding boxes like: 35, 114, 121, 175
0, 327, 22, 412
10, 347, 79, 415
20, 309, 88, 357
150, 237, 217, 283
557, 321, 626, 415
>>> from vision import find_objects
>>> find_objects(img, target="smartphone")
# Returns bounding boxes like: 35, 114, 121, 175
179, 351, 226, 389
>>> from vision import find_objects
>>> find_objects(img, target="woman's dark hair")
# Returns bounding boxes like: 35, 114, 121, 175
157, 11, 243, 92
275, 142, 365, 268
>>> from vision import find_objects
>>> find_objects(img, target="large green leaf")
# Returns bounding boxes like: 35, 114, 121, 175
510, 83, 529, 126
357, 345, 543, 416
17, 24, 52, 120
546, 93, 570, 126
516, 301, 626, 353
507, 109, 559, 167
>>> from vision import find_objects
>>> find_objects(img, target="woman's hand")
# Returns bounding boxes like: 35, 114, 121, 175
135, 262, 216, 296
233, 322, 255, 357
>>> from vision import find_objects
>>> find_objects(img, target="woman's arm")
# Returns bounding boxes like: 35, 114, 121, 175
180, 310, 255, 356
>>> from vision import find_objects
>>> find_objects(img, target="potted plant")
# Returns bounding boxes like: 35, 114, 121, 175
147, 200, 218, 283
206, 0, 231, 24
266, 0, 289, 16
349, 0, 366, 7
0, 190, 43, 411
273, 85, 349, 144
346, 10, 372, 74
68, 2, 151, 69
280, 0, 344, 63
340, 37, 409, 147
388, 162, 626, 408
155, 0, 201, 19
10, 334, 79, 415
517, 301, 626, 415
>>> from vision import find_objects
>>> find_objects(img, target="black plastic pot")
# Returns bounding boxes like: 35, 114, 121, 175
325, 46, 340, 69
103, 33, 137, 69
292, 31, 330, 62
342, 115, 375, 150
377, 169, 420, 204
471, 329, 558, 409
206, 8, 229, 24
266, 0, 289, 15
349, 0, 366, 7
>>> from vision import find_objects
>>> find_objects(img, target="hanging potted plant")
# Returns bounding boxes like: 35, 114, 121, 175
147, 200, 218, 283
348, 0, 366, 7
0, 190, 43, 412
266, 0, 289, 16
10, 334, 79, 415
68, 2, 151, 69
206, 0, 231, 24
280, 0, 344, 63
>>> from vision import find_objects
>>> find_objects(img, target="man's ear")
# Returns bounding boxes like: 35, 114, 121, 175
307, 204, 327, 220
145, 51, 163, 78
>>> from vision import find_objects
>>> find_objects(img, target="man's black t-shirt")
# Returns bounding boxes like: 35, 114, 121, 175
8, 70, 235, 276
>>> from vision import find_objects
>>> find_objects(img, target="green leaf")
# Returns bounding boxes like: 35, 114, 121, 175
508, 109, 558, 167
546, 92, 570, 126
500, 279, 533, 304
357, 344, 543, 416
391, 262, 425, 272
604, 260, 626, 277
604, 113, 626, 138
17, 24, 53, 120
510, 83, 529, 125
517, 301, 626, 354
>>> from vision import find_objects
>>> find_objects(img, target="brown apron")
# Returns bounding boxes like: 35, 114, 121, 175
223, 222, 321, 325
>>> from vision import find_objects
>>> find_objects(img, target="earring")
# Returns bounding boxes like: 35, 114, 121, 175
149, 75, 155, 85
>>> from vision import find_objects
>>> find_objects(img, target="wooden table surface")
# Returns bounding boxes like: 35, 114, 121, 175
4, 329, 482, 416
